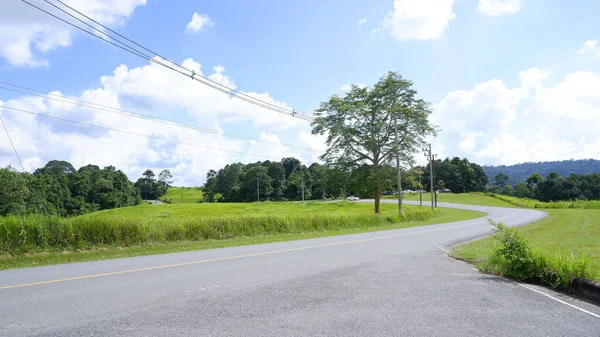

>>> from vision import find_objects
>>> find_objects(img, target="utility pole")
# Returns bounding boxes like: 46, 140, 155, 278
423, 143, 436, 211
419, 173, 423, 206
395, 117, 402, 214
257, 178, 260, 202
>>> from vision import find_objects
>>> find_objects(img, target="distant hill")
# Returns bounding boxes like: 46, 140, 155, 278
483, 159, 600, 185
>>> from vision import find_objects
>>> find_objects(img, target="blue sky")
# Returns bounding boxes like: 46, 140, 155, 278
1, 0, 600, 185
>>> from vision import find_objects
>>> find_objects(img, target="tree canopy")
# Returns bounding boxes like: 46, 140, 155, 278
311, 72, 436, 213
0, 161, 140, 216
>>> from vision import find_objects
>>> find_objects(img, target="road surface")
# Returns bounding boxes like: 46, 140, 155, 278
1, 201, 599, 336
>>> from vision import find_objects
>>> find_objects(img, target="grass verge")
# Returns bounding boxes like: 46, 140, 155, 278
161, 186, 204, 203
488, 194, 600, 209
383, 193, 517, 208
0, 203, 483, 269
452, 209, 600, 284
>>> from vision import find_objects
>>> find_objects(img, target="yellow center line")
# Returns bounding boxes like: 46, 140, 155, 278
1, 217, 495, 290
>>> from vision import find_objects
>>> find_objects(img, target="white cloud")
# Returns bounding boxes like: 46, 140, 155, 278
478, 0, 522, 16
185, 13, 214, 33
0, 58, 322, 185
577, 40, 600, 58
0, 0, 146, 67
377, 0, 456, 40
433, 67, 600, 165
358, 18, 367, 27
459, 132, 484, 153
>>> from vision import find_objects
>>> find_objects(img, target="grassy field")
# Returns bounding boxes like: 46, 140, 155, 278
452, 209, 600, 282
384, 193, 517, 208
0, 202, 484, 269
489, 194, 600, 209
161, 187, 203, 203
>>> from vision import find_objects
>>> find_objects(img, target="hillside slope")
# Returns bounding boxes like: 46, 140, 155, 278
483, 159, 600, 185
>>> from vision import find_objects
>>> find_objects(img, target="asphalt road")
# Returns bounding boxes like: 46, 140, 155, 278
1, 200, 599, 336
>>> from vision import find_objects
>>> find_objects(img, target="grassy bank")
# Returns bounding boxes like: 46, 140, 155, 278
161, 187, 204, 203
0, 202, 483, 269
452, 209, 600, 283
383, 193, 516, 208
489, 194, 600, 209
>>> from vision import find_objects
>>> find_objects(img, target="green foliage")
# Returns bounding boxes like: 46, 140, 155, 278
134, 169, 173, 201
0, 203, 439, 254
487, 220, 535, 280
420, 157, 487, 193
484, 220, 591, 289
514, 182, 531, 199
0, 161, 140, 217
311, 72, 436, 213
494, 173, 509, 187
483, 159, 600, 186
489, 194, 600, 209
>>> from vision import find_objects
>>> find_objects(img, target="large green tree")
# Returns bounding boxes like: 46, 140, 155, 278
312, 72, 435, 213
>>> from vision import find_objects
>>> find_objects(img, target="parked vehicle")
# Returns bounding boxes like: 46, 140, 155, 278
346, 196, 360, 201
438, 188, 452, 193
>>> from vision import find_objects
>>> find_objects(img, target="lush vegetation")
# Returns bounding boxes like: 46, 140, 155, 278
0, 161, 140, 217
0, 202, 485, 266
489, 194, 600, 209
311, 72, 435, 214
417, 157, 488, 193
452, 210, 600, 284
487, 171, 600, 203
162, 187, 204, 203
0, 204, 483, 269
134, 169, 173, 200
483, 159, 600, 186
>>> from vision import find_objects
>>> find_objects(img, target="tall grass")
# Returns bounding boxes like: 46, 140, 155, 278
0, 208, 435, 254
482, 220, 591, 290
488, 194, 600, 209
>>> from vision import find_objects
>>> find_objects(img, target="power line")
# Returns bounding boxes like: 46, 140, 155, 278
50, 0, 305, 118
0, 82, 325, 153
0, 115, 26, 172
20, 0, 314, 122
1, 106, 288, 161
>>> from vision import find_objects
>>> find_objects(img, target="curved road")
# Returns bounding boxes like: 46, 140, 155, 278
0, 201, 599, 336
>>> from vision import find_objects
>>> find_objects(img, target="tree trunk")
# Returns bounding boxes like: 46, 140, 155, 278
375, 186, 381, 214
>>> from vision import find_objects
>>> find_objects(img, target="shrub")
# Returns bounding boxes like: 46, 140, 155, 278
486, 220, 536, 281
485, 220, 591, 290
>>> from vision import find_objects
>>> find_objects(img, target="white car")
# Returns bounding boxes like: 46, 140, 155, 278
346, 196, 359, 201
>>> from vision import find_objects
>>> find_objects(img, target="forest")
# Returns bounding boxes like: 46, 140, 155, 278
483, 159, 600, 185
201, 156, 489, 202
2, 157, 599, 216
489, 171, 600, 202
0, 160, 140, 216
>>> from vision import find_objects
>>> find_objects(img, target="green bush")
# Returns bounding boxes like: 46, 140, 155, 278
485, 220, 591, 290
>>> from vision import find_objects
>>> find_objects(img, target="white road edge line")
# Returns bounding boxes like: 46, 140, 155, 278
519, 284, 600, 319
433, 243, 449, 254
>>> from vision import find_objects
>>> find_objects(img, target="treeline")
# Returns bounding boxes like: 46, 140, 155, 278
202, 156, 488, 202
483, 159, 600, 186
422, 157, 488, 193
489, 171, 600, 202
0, 160, 140, 216
133, 169, 173, 200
